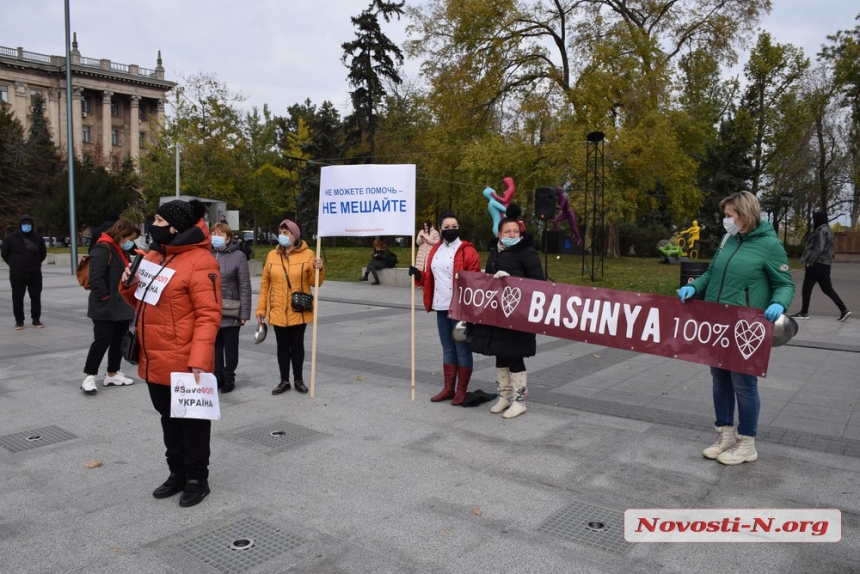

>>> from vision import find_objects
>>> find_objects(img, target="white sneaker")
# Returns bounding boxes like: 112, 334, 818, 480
81, 375, 98, 394
103, 371, 134, 386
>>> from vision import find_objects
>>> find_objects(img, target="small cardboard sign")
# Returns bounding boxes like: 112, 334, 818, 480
170, 372, 221, 421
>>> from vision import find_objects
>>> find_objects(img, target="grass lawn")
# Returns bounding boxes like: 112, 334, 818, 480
49, 245, 803, 296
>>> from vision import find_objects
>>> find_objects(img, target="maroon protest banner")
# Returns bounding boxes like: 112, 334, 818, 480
449, 272, 775, 377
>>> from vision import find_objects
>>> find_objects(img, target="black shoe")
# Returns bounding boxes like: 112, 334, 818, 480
15, 322, 24, 330
790, 312, 809, 320
371, 280, 380, 285
360, 275, 368, 282
178, 478, 210, 507
294, 379, 308, 393
32, 321, 45, 328
839, 309, 852, 322
272, 380, 291, 395
222, 380, 235, 393
153, 472, 185, 499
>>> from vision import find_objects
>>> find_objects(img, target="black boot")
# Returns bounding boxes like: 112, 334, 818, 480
153, 471, 185, 499
179, 469, 210, 508
272, 380, 290, 395
222, 374, 235, 394
294, 379, 308, 393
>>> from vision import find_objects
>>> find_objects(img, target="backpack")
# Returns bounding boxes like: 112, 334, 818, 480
239, 240, 253, 261
76, 245, 111, 290
387, 251, 398, 268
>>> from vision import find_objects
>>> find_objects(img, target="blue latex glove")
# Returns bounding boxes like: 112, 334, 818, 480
765, 303, 784, 322
677, 285, 696, 303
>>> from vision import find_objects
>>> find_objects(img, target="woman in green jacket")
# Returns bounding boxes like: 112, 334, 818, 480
678, 191, 795, 466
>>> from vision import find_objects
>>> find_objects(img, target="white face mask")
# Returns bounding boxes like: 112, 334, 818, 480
723, 216, 741, 236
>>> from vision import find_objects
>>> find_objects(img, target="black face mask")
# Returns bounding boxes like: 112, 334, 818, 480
149, 225, 176, 246
441, 229, 460, 243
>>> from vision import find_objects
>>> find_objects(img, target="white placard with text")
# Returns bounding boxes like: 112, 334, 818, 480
170, 372, 221, 421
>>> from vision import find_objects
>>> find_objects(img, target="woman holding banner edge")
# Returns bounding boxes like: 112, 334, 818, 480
409, 211, 481, 405
470, 206, 544, 418
677, 191, 794, 465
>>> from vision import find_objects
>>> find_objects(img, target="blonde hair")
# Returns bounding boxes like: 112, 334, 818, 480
210, 222, 233, 238
720, 191, 760, 233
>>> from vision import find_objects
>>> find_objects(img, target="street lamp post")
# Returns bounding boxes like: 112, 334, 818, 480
780, 192, 794, 245
175, 142, 181, 197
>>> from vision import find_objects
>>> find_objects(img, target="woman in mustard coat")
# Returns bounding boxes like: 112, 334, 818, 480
256, 219, 324, 395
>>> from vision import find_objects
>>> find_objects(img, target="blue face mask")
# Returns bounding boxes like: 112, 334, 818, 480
120, 240, 135, 251
500, 236, 521, 248
278, 235, 292, 248
211, 236, 226, 249
21, 224, 32, 233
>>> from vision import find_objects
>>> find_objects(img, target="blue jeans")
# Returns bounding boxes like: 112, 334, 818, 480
436, 312, 473, 368
710, 367, 760, 437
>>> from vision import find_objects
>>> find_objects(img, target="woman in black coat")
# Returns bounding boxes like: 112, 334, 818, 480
470, 213, 544, 418
81, 218, 141, 394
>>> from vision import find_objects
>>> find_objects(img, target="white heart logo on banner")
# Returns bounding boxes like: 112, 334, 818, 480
501, 286, 521, 318
734, 320, 766, 360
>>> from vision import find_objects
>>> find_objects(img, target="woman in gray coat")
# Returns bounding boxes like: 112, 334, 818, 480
211, 223, 252, 393
81, 218, 141, 394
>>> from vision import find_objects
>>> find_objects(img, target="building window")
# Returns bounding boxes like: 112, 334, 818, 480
111, 156, 120, 171
81, 95, 89, 115
82, 126, 91, 143
138, 104, 147, 121
30, 89, 42, 97
111, 129, 119, 146
0, 85, 8, 103
111, 100, 119, 116
139, 131, 146, 148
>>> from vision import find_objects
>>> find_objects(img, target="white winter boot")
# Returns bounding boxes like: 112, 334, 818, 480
716, 433, 758, 465
489, 368, 513, 413
702, 426, 735, 459
502, 371, 527, 419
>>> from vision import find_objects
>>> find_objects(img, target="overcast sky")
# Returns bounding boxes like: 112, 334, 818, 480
1, 1, 858, 117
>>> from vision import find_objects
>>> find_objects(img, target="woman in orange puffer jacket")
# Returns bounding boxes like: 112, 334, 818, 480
120, 199, 221, 508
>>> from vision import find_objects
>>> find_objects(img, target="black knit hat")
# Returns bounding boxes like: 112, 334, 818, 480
156, 200, 205, 233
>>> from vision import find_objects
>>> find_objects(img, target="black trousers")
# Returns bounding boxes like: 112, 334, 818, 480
363, 259, 387, 282
273, 323, 307, 382
214, 326, 241, 382
10, 273, 42, 323
495, 356, 526, 373
800, 263, 846, 313
84, 319, 128, 375
147, 382, 211, 478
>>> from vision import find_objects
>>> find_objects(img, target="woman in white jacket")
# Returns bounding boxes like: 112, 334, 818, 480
415, 220, 439, 273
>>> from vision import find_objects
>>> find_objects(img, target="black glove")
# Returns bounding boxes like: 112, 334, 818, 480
408, 266, 422, 282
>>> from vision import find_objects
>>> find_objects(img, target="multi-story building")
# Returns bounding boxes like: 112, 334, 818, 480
0, 34, 175, 170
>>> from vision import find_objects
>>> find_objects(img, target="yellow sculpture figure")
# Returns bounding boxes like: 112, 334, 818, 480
678, 220, 700, 257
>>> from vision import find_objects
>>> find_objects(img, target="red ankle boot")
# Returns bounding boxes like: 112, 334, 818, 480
431, 364, 457, 402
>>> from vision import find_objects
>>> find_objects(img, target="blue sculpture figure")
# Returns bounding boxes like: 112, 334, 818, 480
483, 186, 507, 235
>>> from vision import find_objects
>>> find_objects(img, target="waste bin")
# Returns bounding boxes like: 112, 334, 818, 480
680, 261, 709, 300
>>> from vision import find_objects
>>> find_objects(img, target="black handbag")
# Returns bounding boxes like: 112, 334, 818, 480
121, 329, 140, 365
280, 256, 314, 312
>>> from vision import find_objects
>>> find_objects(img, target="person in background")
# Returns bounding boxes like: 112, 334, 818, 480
415, 220, 439, 274
81, 219, 141, 394
678, 191, 794, 465
88, 212, 119, 254
256, 219, 324, 396
409, 211, 481, 405
2, 214, 47, 330
210, 222, 252, 393
120, 199, 222, 508
470, 207, 544, 418
361, 238, 390, 285
791, 210, 851, 322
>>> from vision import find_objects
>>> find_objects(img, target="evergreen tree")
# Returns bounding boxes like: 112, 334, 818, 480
342, 0, 405, 162
0, 105, 28, 227
23, 94, 64, 217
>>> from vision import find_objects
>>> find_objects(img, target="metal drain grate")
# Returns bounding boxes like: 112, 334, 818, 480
174, 517, 307, 574
537, 500, 629, 555
237, 421, 322, 449
0, 425, 77, 453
